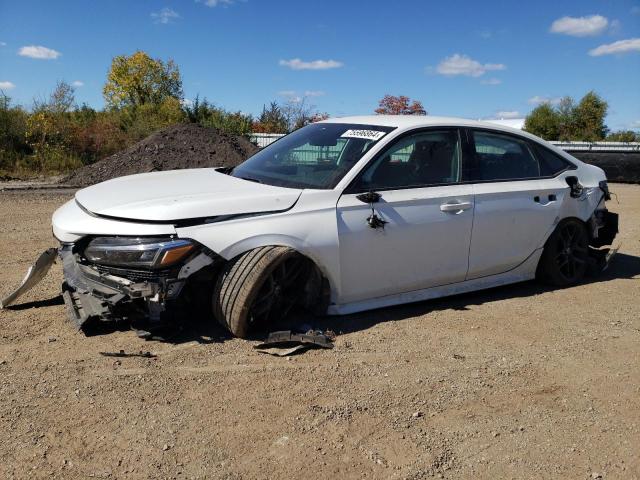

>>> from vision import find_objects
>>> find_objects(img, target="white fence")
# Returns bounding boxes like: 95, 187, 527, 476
248, 133, 640, 153
247, 133, 285, 148
549, 141, 640, 152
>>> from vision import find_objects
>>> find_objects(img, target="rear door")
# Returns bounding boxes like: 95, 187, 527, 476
465, 129, 572, 279
336, 128, 474, 304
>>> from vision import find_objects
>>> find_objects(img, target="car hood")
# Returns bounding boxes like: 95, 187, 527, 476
75, 168, 303, 222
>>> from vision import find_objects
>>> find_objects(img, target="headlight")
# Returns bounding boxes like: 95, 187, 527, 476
84, 237, 195, 269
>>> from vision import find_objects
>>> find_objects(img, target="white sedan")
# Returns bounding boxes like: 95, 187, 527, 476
11, 116, 620, 337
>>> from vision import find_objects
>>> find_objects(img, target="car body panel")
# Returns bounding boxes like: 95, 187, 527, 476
467, 177, 567, 279
52, 199, 177, 243
75, 168, 303, 222
336, 184, 474, 303
328, 247, 543, 315
176, 189, 345, 298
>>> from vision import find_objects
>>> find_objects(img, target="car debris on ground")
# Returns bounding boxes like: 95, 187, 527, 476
98, 350, 157, 358
254, 330, 335, 356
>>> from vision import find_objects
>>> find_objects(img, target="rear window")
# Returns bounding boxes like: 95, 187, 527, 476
532, 144, 573, 176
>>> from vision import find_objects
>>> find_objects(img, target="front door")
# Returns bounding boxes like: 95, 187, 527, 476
336, 129, 474, 304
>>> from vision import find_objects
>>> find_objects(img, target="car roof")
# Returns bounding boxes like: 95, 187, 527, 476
321, 115, 525, 135
321, 114, 583, 168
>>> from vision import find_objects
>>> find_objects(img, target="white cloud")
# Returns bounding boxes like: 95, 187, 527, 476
528, 95, 562, 105
0, 42, 6, 47
435, 54, 505, 77
481, 78, 502, 85
609, 19, 622, 34
0, 81, 16, 90
199, 0, 236, 7
71, 80, 84, 87
550, 15, 608, 37
181, 98, 194, 107
151, 7, 180, 24
631, 6, 640, 15
495, 111, 521, 119
589, 38, 640, 56
277, 91, 302, 103
18, 45, 61, 60
278, 90, 326, 103
279, 58, 344, 70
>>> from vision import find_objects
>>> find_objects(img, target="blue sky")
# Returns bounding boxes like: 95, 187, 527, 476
1, 0, 639, 131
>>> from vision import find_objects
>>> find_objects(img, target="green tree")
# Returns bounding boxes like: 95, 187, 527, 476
103, 51, 183, 109
117, 97, 186, 141
183, 96, 254, 135
606, 130, 639, 142
523, 103, 560, 140
556, 96, 576, 141
573, 91, 608, 141
0, 93, 31, 173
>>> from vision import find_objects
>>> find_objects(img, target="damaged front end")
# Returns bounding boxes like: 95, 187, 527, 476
586, 181, 620, 270
59, 236, 218, 336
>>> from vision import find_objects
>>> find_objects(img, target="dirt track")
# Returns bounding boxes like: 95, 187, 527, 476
0, 185, 639, 480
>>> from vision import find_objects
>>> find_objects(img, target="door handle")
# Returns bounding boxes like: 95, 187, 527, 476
440, 202, 472, 213
534, 194, 557, 204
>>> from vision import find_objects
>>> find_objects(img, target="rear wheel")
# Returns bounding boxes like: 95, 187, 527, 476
538, 219, 589, 287
213, 246, 313, 338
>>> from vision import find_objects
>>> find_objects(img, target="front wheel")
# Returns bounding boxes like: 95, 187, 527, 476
212, 246, 313, 338
538, 219, 590, 287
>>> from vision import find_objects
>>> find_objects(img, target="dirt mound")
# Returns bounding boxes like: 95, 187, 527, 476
64, 123, 259, 187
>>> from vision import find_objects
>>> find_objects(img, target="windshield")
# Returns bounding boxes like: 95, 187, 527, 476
231, 123, 396, 189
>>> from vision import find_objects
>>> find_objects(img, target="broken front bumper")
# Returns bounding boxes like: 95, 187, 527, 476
59, 246, 215, 330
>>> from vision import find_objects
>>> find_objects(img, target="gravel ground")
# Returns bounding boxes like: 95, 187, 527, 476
0, 185, 638, 480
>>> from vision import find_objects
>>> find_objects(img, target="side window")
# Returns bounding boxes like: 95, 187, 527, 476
471, 131, 541, 181
356, 130, 461, 190
532, 144, 573, 176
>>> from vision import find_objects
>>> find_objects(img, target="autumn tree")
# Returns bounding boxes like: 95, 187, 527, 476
48, 80, 76, 114
103, 51, 183, 109
281, 97, 330, 131
375, 95, 426, 115
252, 102, 288, 133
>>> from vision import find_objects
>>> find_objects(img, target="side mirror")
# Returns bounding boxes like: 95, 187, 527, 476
356, 191, 381, 204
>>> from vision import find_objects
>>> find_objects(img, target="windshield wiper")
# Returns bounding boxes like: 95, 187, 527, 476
237, 175, 263, 184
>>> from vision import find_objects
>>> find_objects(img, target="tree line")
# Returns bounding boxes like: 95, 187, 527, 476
0, 51, 334, 177
0, 50, 636, 178
523, 92, 638, 142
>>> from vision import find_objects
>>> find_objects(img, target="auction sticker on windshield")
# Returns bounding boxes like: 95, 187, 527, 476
341, 129, 387, 141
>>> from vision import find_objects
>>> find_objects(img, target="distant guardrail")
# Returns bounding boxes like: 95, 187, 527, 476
248, 133, 640, 153
550, 141, 640, 152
